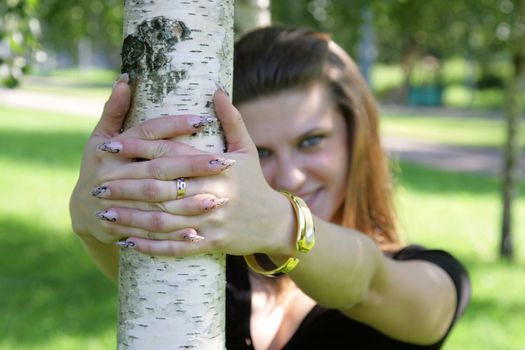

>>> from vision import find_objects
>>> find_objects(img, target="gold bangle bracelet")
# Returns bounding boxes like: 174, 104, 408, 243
244, 190, 316, 277
244, 254, 299, 276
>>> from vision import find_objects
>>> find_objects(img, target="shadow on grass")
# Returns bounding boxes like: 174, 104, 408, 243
0, 217, 117, 345
456, 255, 525, 319
393, 161, 511, 196
0, 129, 90, 170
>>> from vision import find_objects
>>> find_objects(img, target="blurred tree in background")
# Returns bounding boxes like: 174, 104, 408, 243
1, 0, 523, 259
37, 0, 123, 69
0, 0, 40, 87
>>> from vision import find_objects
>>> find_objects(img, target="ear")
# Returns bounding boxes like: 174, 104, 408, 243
213, 89, 257, 155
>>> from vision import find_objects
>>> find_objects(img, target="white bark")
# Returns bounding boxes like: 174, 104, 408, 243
117, 1, 233, 349
234, 0, 271, 34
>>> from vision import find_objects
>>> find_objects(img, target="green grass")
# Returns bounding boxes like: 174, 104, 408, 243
393, 163, 525, 349
0, 105, 116, 349
0, 104, 524, 349
20, 68, 116, 98
381, 113, 524, 148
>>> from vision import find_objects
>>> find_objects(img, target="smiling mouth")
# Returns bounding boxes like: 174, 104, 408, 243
299, 189, 321, 208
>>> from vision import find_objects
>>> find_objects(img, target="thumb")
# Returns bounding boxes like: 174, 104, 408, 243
213, 89, 256, 154
94, 73, 131, 137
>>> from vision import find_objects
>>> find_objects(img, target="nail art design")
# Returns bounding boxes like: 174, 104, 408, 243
113, 73, 129, 89
183, 232, 205, 243
214, 81, 230, 97
96, 210, 118, 222
209, 158, 236, 171
91, 186, 110, 198
190, 116, 217, 129
115, 240, 136, 248
215, 198, 230, 207
97, 141, 123, 153
204, 197, 230, 211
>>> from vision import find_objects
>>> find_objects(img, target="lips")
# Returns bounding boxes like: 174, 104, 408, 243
297, 188, 321, 209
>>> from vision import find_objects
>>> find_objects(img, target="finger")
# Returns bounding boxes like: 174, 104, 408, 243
213, 89, 257, 154
122, 237, 208, 257
95, 190, 228, 214
104, 155, 235, 181
106, 223, 200, 242
97, 207, 193, 233
94, 74, 131, 138
96, 138, 204, 160
117, 115, 215, 140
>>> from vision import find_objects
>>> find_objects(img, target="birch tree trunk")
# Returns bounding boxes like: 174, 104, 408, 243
117, 1, 233, 348
234, 0, 271, 34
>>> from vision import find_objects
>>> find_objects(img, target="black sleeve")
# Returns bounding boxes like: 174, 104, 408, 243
392, 245, 471, 346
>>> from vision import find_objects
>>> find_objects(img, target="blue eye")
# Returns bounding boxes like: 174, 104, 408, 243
257, 147, 272, 159
299, 135, 324, 148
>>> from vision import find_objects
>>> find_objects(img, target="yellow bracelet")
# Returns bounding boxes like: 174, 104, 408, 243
244, 190, 315, 277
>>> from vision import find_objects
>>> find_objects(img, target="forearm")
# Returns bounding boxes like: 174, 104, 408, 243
79, 235, 120, 281
287, 219, 384, 309
270, 217, 456, 344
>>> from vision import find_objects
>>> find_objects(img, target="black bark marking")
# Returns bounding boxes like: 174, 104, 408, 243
121, 16, 191, 104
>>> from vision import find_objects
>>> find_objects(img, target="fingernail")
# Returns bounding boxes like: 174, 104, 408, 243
214, 81, 230, 97
91, 186, 110, 198
115, 240, 136, 249
113, 73, 129, 89
183, 232, 205, 243
96, 210, 118, 222
189, 116, 217, 129
203, 197, 230, 211
98, 141, 123, 153
209, 158, 236, 172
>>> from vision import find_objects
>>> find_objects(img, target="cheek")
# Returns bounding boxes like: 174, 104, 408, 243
319, 145, 348, 172
260, 161, 276, 187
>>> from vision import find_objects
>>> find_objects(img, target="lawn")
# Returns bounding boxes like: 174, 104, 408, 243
0, 104, 523, 349
381, 112, 525, 148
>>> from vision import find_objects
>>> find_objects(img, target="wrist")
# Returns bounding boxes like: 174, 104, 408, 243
245, 190, 316, 277
267, 190, 297, 258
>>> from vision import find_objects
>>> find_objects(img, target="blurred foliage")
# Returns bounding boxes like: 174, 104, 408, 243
0, 0, 40, 87
272, 0, 525, 92
37, 0, 123, 67
2, 0, 524, 91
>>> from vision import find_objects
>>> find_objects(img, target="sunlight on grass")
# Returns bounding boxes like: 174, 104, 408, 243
394, 163, 525, 350
1, 104, 524, 349
381, 114, 524, 148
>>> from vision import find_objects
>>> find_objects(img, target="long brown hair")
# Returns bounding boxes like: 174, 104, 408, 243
233, 26, 399, 249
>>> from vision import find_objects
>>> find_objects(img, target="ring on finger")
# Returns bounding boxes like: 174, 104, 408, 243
176, 177, 187, 199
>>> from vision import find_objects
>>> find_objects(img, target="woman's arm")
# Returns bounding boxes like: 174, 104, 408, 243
69, 77, 234, 280
76, 89, 464, 344
286, 219, 458, 345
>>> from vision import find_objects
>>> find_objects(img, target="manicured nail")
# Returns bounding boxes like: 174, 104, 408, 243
113, 73, 129, 89
203, 197, 230, 211
189, 116, 217, 129
96, 210, 118, 222
183, 232, 205, 243
214, 81, 230, 97
115, 240, 136, 249
98, 141, 123, 153
209, 158, 236, 171
91, 186, 110, 198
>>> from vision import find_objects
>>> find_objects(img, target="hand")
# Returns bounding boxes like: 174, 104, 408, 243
69, 78, 235, 244
91, 89, 295, 258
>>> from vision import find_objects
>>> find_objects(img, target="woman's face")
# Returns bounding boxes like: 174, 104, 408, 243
237, 84, 350, 222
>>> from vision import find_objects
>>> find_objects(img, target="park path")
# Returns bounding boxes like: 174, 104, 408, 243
1, 86, 524, 177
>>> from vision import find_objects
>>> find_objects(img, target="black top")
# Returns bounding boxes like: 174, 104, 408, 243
226, 245, 470, 349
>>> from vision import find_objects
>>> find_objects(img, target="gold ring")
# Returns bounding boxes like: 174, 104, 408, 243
176, 177, 186, 198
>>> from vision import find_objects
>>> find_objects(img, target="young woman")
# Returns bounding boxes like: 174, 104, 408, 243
70, 26, 470, 349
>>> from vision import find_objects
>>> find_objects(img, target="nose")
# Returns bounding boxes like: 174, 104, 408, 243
273, 155, 306, 192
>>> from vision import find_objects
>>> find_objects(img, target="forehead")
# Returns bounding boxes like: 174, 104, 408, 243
237, 84, 339, 141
